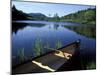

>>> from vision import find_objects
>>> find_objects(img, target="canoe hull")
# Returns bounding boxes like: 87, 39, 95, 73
12, 40, 80, 74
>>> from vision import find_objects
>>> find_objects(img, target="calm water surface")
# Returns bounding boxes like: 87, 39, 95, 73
12, 21, 96, 67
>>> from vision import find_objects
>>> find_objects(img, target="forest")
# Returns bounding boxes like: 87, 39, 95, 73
61, 8, 96, 24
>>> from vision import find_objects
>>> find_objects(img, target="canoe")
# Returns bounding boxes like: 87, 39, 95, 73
12, 39, 81, 74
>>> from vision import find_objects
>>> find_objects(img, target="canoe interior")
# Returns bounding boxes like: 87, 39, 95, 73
12, 40, 80, 74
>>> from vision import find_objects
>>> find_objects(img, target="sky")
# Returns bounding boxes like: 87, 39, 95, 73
12, 1, 95, 17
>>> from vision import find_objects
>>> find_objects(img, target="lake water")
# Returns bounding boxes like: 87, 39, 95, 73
12, 21, 96, 69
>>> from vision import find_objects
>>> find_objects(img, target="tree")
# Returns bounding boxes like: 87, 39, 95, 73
53, 13, 60, 21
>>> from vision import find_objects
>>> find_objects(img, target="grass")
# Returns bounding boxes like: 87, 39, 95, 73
86, 62, 96, 69
34, 38, 43, 56
18, 48, 25, 62
55, 40, 62, 49
33, 38, 63, 57
80, 54, 96, 70
17, 38, 63, 62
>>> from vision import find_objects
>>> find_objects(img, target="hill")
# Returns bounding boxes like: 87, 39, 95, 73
29, 13, 47, 20
12, 5, 47, 21
61, 8, 96, 25
12, 5, 32, 20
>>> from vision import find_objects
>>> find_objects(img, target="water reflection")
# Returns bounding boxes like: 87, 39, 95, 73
63, 25, 96, 38
12, 22, 27, 34
12, 22, 46, 34
54, 24, 59, 30
28, 23, 46, 28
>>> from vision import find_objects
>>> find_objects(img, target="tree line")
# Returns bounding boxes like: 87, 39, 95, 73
61, 8, 96, 24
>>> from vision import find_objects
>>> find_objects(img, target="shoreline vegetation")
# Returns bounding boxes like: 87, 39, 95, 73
12, 5, 96, 25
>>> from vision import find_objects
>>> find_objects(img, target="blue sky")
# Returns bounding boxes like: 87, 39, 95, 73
12, 1, 95, 17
